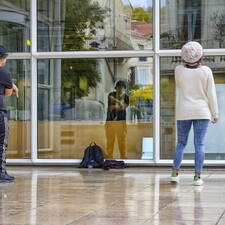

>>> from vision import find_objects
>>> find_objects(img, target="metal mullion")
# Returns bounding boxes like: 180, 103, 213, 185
156, 159, 225, 166
7, 159, 33, 165
8, 53, 31, 59
31, 0, 38, 162
153, 0, 160, 53
6, 158, 225, 166
31, 58, 37, 162
31, 0, 37, 54
202, 49, 225, 56
158, 50, 181, 57
153, 54, 160, 164
33, 50, 154, 59
158, 49, 225, 57
30, 159, 156, 165
153, 0, 161, 164
7, 159, 155, 165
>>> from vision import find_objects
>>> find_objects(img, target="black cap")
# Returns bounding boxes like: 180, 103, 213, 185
0, 46, 8, 57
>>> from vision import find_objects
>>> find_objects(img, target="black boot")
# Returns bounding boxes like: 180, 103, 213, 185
0, 172, 15, 182
5, 171, 15, 181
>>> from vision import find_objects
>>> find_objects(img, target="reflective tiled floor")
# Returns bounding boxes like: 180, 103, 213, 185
1, 166, 225, 225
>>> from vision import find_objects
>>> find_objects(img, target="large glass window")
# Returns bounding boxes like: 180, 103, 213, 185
160, 56, 225, 160
37, 57, 153, 159
160, 57, 176, 159
5, 59, 31, 159
37, 0, 153, 51
0, 0, 30, 52
160, 0, 225, 49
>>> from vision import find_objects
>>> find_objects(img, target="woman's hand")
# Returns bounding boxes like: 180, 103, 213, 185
211, 117, 218, 124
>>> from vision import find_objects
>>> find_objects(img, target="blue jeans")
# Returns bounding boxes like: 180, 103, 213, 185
173, 119, 210, 174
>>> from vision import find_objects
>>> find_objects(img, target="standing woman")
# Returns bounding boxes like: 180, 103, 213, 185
170, 41, 219, 186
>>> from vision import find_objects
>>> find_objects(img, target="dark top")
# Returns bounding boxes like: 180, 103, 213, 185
0, 67, 12, 112
106, 91, 129, 121
185, 64, 199, 69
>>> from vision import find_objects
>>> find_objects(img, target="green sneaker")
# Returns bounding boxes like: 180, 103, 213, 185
170, 173, 179, 183
193, 176, 203, 186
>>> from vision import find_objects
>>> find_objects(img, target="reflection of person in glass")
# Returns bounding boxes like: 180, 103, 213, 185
170, 42, 218, 186
0, 46, 18, 182
105, 80, 129, 159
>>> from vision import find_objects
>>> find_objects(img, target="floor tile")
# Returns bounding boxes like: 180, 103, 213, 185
0, 167, 224, 225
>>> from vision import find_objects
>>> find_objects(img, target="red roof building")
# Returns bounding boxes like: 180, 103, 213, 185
131, 21, 153, 40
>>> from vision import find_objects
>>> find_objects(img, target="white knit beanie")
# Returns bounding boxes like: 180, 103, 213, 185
181, 41, 203, 63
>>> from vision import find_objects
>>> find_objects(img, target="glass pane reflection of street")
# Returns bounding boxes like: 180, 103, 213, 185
37, 58, 153, 160
37, 0, 153, 51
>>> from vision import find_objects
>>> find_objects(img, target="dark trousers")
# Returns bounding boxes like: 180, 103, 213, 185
0, 112, 8, 174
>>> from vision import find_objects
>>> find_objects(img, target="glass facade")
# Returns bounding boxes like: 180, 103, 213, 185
0, 0, 30, 52
0, 0, 224, 164
161, 0, 225, 49
37, 0, 153, 51
5, 60, 31, 158
160, 56, 225, 160
37, 57, 153, 159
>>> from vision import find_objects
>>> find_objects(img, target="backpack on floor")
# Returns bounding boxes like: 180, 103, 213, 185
79, 142, 104, 168
103, 160, 126, 170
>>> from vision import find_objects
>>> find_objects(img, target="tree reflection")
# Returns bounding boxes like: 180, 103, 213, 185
62, 0, 106, 51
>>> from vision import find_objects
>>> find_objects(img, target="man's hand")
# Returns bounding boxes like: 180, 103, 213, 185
12, 83, 19, 98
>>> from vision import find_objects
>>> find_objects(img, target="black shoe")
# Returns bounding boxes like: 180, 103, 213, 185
5, 172, 15, 181
0, 172, 15, 182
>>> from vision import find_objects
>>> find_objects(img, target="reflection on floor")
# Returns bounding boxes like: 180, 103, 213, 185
0, 166, 225, 225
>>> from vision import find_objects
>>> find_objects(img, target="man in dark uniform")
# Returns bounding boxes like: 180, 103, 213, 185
0, 46, 18, 182
105, 80, 129, 159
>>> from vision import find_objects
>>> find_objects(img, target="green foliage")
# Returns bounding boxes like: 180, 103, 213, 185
132, 7, 152, 23
62, 59, 101, 103
61, 0, 106, 102
63, 0, 107, 51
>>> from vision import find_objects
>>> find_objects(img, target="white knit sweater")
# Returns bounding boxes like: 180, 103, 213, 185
175, 65, 218, 120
